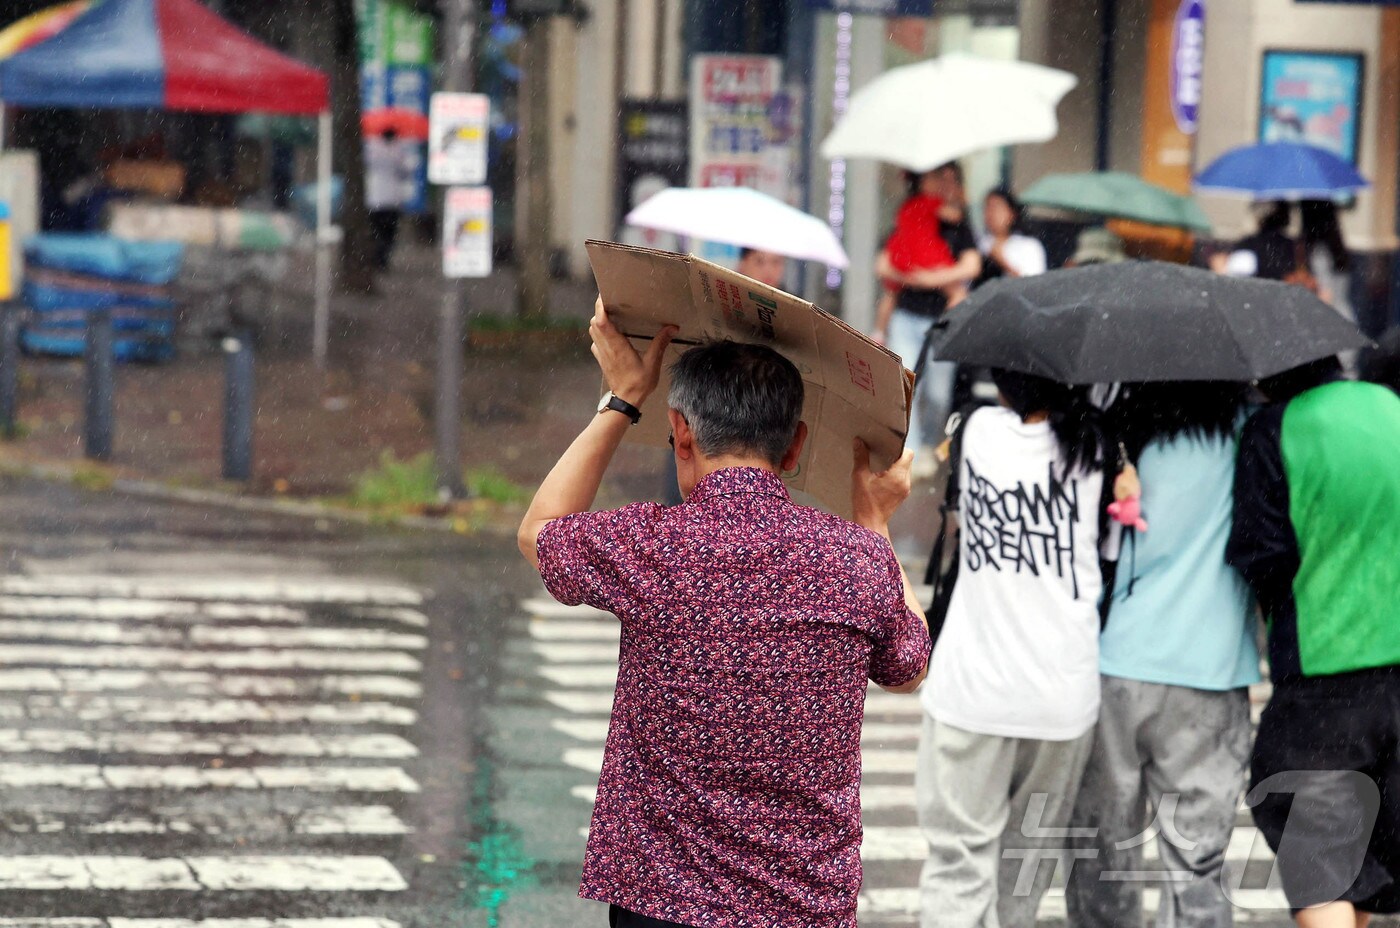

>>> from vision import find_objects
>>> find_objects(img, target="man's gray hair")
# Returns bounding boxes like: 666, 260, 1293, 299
667, 340, 804, 466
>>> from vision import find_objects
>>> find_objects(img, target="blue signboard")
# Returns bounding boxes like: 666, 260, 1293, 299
1259, 50, 1364, 165
1169, 0, 1205, 134
806, 0, 935, 14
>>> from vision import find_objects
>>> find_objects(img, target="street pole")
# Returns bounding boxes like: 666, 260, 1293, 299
435, 0, 472, 500
516, 15, 551, 320
84, 309, 114, 462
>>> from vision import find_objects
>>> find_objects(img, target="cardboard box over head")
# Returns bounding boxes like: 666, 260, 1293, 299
587, 240, 914, 518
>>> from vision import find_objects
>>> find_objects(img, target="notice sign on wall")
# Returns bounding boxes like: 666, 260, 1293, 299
429, 93, 489, 186
443, 187, 492, 278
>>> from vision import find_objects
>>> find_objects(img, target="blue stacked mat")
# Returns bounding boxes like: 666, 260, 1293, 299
21, 234, 184, 362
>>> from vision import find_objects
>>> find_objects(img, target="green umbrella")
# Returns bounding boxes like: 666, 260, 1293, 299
1021, 171, 1212, 233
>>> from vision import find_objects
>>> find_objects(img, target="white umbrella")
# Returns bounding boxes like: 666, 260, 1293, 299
820, 54, 1077, 172
624, 186, 850, 269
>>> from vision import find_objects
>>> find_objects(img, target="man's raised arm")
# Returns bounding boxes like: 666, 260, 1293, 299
517, 299, 676, 567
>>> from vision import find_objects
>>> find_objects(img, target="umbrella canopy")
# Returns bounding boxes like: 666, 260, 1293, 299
1021, 172, 1212, 233
1194, 142, 1370, 200
625, 186, 850, 269
0, 0, 329, 114
820, 54, 1077, 173
0, 1, 90, 59
362, 107, 430, 140
931, 261, 1368, 384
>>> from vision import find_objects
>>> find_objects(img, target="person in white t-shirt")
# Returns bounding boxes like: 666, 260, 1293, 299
918, 368, 1110, 928
975, 187, 1047, 284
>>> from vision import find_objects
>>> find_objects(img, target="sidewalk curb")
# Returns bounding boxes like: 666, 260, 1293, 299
0, 456, 488, 536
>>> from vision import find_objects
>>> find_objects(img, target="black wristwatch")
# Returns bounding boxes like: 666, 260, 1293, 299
597, 391, 642, 424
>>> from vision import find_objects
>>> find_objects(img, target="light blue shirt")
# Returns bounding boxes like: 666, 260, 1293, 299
1098, 431, 1262, 690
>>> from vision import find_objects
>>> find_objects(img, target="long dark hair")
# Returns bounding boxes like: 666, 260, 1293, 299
1300, 199, 1350, 272
1108, 381, 1249, 460
990, 368, 1107, 473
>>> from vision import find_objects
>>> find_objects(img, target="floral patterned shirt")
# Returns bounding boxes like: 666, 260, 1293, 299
536, 466, 930, 927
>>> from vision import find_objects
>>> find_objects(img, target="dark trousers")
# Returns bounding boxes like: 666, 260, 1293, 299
608, 904, 694, 928
368, 209, 400, 270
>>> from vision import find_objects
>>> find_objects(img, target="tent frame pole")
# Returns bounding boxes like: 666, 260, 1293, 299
313, 109, 332, 369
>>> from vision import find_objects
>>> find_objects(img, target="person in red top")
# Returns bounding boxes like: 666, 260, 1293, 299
518, 300, 932, 928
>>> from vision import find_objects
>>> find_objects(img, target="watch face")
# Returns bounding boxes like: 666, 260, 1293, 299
597, 392, 612, 413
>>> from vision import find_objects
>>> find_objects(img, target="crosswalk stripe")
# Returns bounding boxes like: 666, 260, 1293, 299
2, 805, 412, 837
521, 598, 610, 619
0, 645, 421, 673
0, 855, 407, 891
0, 598, 308, 623
528, 621, 618, 641
541, 687, 923, 717
347, 607, 430, 628
0, 920, 404, 928
550, 718, 916, 745
14, 696, 416, 727
530, 642, 618, 663
0, 669, 422, 699
856, 887, 1292, 920
0, 728, 418, 759
0, 576, 423, 605
0, 621, 428, 652
0, 764, 420, 792
562, 747, 915, 775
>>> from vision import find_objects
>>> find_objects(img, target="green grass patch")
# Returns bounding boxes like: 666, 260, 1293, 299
347, 452, 532, 514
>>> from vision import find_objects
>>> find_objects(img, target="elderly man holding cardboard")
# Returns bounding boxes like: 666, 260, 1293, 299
518, 282, 930, 927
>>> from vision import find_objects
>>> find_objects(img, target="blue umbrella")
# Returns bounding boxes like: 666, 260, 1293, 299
1195, 142, 1369, 200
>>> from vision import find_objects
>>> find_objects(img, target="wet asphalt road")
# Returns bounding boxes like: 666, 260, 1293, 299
0, 475, 534, 928
1, 476, 1394, 928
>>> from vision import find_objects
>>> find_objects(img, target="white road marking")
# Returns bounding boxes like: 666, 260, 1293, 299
0, 920, 403, 928
0, 598, 307, 623
0, 645, 420, 673
0, 728, 418, 759
2, 806, 412, 837
347, 606, 430, 628
0, 763, 419, 792
15, 696, 417, 726
0, 856, 406, 891
550, 718, 916, 745
541, 687, 922, 718
857, 887, 1290, 921
530, 642, 619, 663
562, 747, 914, 775
521, 598, 610, 619
0, 621, 427, 652
0, 576, 423, 605
539, 668, 620, 689
528, 621, 618, 641
0, 669, 422, 699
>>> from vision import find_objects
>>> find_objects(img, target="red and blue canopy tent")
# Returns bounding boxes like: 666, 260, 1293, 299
0, 0, 336, 364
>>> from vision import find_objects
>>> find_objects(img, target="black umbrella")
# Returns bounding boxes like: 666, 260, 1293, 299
930, 261, 1369, 384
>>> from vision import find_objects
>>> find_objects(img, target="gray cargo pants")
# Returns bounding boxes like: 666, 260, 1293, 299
1066, 676, 1251, 928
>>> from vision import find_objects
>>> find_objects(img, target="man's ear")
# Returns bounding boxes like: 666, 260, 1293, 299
668, 408, 696, 461
780, 422, 809, 473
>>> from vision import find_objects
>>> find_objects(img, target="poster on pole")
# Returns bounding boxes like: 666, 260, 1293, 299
443, 187, 493, 278
429, 93, 490, 186
688, 55, 797, 265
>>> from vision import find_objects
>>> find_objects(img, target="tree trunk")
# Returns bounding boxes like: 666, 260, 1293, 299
329, 0, 376, 294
